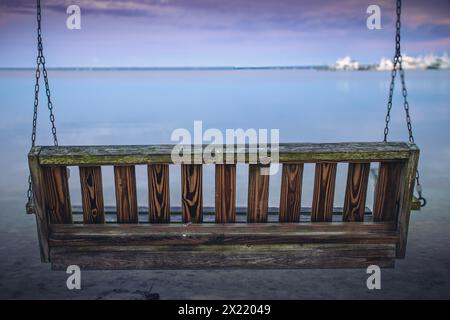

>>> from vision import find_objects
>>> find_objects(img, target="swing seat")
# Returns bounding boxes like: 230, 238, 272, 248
28, 141, 419, 270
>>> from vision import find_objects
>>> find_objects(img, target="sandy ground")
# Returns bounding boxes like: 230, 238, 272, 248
0, 197, 449, 300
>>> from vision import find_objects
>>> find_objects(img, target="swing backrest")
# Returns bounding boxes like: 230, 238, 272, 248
29, 141, 419, 269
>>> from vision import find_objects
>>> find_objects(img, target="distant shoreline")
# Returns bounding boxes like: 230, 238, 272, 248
0, 65, 446, 71
0, 66, 328, 71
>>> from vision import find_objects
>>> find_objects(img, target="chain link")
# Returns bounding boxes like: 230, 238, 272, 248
26, 0, 59, 213
382, 0, 425, 207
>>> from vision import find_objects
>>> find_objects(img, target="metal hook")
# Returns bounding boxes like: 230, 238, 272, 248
418, 196, 427, 208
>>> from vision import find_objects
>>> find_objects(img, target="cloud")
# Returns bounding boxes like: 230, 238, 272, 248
2, 0, 449, 38
1, 0, 449, 66
0, 0, 177, 18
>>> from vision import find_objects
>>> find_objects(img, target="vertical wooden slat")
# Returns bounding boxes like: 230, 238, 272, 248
79, 166, 105, 224
396, 150, 419, 258
279, 163, 303, 222
343, 163, 370, 222
215, 164, 236, 223
373, 162, 404, 222
28, 147, 50, 262
311, 163, 337, 222
181, 164, 203, 223
148, 164, 170, 223
247, 164, 270, 223
42, 166, 72, 224
114, 166, 138, 223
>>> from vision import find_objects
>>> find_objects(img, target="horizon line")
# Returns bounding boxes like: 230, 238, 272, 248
0, 65, 329, 70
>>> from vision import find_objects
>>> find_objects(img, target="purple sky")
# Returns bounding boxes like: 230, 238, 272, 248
1, 0, 449, 67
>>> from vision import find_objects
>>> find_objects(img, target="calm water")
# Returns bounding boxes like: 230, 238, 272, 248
0, 69, 448, 208
0, 69, 450, 299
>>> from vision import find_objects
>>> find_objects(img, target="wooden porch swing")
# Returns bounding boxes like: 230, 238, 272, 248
27, 0, 425, 270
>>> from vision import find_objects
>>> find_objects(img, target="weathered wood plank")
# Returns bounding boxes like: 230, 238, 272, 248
343, 163, 370, 222
181, 164, 203, 223
279, 163, 303, 222
114, 166, 138, 223
49, 229, 398, 247
49, 222, 397, 237
37, 142, 417, 165
42, 166, 72, 224
373, 162, 404, 222
396, 150, 419, 257
215, 164, 236, 223
311, 163, 337, 222
148, 164, 170, 223
247, 165, 270, 223
79, 166, 105, 224
49, 243, 396, 270
28, 147, 51, 262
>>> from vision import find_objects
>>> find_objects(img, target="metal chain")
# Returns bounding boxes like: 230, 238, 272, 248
26, 0, 59, 213
383, 0, 425, 207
